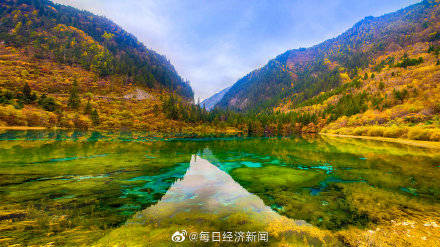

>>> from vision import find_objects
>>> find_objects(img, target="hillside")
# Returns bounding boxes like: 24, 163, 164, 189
0, 43, 240, 136
0, 0, 244, 135
1, 0, 440, 142
216, 0, 439, 112
204, 0, 440, 142
201, 86, 231, 111
0, 0, 193, 99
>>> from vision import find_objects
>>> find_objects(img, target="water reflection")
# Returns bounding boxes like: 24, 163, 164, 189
129, 155, 308, 226
2, 132, 439, 246
96, 155, 321, 246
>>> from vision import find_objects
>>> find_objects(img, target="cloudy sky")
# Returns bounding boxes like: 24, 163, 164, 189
53, 0, 419, 100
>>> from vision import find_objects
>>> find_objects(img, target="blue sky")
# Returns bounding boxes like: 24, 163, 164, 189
53, 0, 419, 100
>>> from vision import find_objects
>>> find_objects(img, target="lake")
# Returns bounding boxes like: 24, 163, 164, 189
1, 130, 439, 246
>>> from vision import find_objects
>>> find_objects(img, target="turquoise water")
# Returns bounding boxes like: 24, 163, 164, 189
0, 130, 440, 245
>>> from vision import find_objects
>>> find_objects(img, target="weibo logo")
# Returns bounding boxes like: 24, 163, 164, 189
171, 230, 187, 242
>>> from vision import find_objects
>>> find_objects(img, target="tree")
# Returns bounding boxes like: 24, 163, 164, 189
0, 89, 14, 104
84, 100, 92, 114
68, 78, 81, 109
393, 89, 408, 101
38, 94, 57, 112
91, 108, 100, 126
23, 83, 31, 100
22, 82, 36, 104
396, 53, 423, 68
378, 81, 385, 90
363, 73, 368, 80
162, 94, 179, 120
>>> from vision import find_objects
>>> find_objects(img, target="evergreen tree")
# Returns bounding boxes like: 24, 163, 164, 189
84, 100, 92, 114
23, 83, 31, 101
22, 82, 36, 104
162, 94, 179, 120
68, 78, 81, 109
91, 108, 100, 126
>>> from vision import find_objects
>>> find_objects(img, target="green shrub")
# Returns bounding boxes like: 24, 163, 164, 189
395, 54, 423, 68
0, 89, 14, 104
38, 94, 57, 112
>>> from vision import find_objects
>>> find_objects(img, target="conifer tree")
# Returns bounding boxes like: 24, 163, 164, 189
91, 109, 100, 126
22, 82, 36, 104
68, 78, 81, 109
84, 100, 92, 114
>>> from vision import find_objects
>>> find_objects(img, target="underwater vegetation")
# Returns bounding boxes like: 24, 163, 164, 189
0, 130, 439, 246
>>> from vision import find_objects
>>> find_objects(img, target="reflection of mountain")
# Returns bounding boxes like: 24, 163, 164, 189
95, 155, 340, 246
120, 162, 190, 211
127, 155, 308, 225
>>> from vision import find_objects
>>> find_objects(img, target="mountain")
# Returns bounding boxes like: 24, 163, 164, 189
0, 0, 193, 99
0, 0, 233, 134
201, 86, 231, 111
216, 0, 439, 112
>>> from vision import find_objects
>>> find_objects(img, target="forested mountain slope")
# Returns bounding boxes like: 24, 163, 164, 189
0, 0, 242, 135
216, 0, 440, 112
0, 0, 193, 99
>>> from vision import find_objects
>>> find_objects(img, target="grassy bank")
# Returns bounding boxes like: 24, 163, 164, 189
0, 126, 53, 130
323, 125, 440, 141
321, 132, 440, 149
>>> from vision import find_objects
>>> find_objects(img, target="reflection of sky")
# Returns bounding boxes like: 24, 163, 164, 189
53, 0, 418, 100
129, 155, 309, 226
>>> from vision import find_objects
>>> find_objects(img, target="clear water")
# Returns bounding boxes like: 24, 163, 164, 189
1, 130, 439, 246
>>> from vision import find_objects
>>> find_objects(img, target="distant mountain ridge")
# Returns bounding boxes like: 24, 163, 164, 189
201, 86, 231, 111
216, 0, 438, 111
0, 0, 193, 99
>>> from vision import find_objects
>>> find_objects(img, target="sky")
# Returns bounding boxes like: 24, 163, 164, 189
53, 0, 419, 101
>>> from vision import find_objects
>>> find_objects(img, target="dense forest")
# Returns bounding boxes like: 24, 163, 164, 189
216, 0, 439, 111
1, 0, 440, 142
164, 0, 440, 141
0, 0, 206, 135
0, 0, 193, 99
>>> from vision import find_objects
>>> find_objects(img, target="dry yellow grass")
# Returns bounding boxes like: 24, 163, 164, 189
321, 133, 440, 149
0, 44, 237, 136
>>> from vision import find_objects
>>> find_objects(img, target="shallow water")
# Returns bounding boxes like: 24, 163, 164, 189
0, 130, 439, 246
